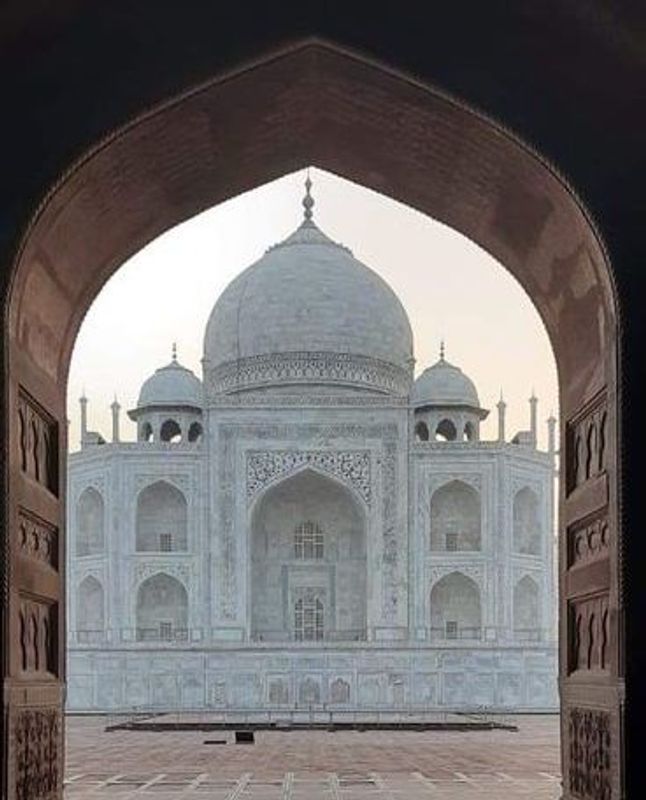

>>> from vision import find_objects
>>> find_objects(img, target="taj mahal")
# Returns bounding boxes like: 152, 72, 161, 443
66, 181, 558, 713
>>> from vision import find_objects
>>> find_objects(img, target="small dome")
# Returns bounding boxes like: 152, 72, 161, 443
203, 182, 413, 396
136, 356, 202, 409
412, 356, 480, 409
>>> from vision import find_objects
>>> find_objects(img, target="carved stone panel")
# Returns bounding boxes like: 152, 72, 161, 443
18, 597, 58, 677
568, 707, 612, 800
565, 392, 607, 495
567, 512, 609, 569
18, 389, 59, 495
568, 593, 610, 675
12, 707, 62, 800
18, 509, 59, 570
246, 449, 371, 505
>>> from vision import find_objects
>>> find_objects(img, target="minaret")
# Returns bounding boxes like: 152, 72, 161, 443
79, 393, 88, 448
547, 413, 557, 461
111, 396, 121, 443
529, 391, 538, 448
497, 390, 507, 443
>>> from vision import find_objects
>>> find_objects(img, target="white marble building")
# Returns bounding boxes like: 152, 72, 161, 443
67, 184, 558, 712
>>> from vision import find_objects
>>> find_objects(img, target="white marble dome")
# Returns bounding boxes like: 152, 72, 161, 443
137, 357, 202, 409
412, 356, 480, 409
203, 210, 414, 395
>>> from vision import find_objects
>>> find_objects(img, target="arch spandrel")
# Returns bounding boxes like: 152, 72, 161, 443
2, 40, 622, 800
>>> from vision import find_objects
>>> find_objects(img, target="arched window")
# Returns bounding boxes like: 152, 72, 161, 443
188, 421, 203, 442
77, 576, 104, 642
430, 572, 481, 640
136, 573, 188, 641
76, 487, 105, 556
435, 418, 457, 441
513, 487, 541, 555
294, 595, 324, 641
415, 421, 429, 442
160, 419, 182, 443
430, 480, 481, 551
514, 575, 540, 640
136, 481, 188, 551
140, 421, 154, 442
294, 521, 324, 559
463, 421, 476, 441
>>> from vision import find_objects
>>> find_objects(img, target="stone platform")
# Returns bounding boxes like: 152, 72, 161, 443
65, 713, 561, 798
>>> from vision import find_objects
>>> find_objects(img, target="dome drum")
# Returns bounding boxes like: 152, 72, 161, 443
205, 350, 413, 398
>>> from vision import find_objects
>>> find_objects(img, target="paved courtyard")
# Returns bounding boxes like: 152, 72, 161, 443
65, 714, 561, 799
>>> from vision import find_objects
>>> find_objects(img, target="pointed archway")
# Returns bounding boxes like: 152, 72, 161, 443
2, 41, 620, 799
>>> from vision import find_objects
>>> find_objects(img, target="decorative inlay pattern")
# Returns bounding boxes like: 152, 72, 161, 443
13, 707, 61, 800
207, 351, 412, 397
568, 707, 612, 800
568, 593, 610, 674
566, 391, 608, 494
18, 389, 59, 495
18, 509, 58, 570
568, 512, 609, 568
246, 449, 371, 505
18, 597, 58, 675
218, 423, 400, 622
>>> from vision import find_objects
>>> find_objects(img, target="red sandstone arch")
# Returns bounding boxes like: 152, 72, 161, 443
2, 41, 621, 799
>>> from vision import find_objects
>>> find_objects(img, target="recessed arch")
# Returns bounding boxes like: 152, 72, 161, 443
2, 40, 622, 798
514, 575, 541, 640
135, 572, 188, 642
435, 418, 457, 442
160, 418, 182, 443
430, 571, 482, 640
76, 487, 105, 556
136, 480, 188, 552
250, 468, 366, 643
513, 486, 542, 555
430, 479, 481, 551
76, 575, 104, 642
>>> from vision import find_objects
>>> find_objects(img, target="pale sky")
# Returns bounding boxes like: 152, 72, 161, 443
67, 167, 558, 451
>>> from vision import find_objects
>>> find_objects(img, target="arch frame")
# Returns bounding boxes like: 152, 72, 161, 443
247, 464, 371, 642
131, 569, 191, 643
0, 39, 622, 800
133, 478, 190, 553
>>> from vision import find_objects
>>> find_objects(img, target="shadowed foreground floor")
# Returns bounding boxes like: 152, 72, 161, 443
65, 713, 561, 798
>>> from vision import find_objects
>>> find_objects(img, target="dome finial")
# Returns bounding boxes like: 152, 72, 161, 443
440, 340, 445, 361
172, 342, 178, 362
303, 170, 314, 222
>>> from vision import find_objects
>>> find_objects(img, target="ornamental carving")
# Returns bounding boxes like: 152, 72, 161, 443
18, 389, 59, 495
247, 449, 371, 505
18, 509, 58, 570
428, 473, 482, 494
18, 597, 58, 676
568, 592, 610, 674
132, 562, 193, 588
13, 707, 61, 800
568, 512, 610, 569
207, 351, 412, 397
428, 565, 484, 588
217, 422, 401, 622
568, 707, 612, 800
566, 391, 608, 494
134, 473, 191, 493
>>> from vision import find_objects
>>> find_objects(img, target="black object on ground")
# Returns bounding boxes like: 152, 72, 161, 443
235, 730, 255, 744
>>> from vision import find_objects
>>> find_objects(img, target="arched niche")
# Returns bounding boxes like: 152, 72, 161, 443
2, 41, 622, 799
136, 480, 188, 552
430, 572, 481, 640
160, 418, 182, 443
435, 418, 457, 441
135, 573, 188, 641
430, 480, 481, 551
250, 468, 366, 643
514, 575, 541, 639
76, 576, 104, 640
414, 420, 429, 442
513, 487, 542, 555
76, 487, 105, 556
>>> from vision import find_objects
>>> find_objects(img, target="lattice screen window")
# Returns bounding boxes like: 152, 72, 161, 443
445, 532, 458, 551
294, 521, 324, 559
294, 596, 324, 641
159, 621, 173, 640
159, 533, 172, 552
445, 620, 458, 639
